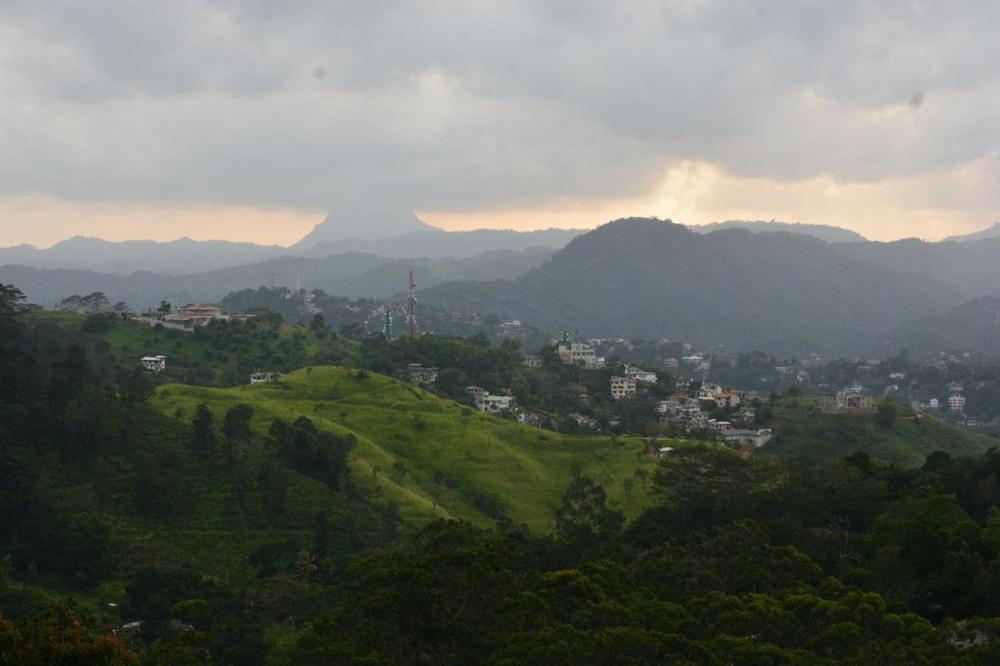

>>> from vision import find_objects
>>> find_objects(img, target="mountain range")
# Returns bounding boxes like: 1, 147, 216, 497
421, 218, 1000, 356
0, 226, 582, 274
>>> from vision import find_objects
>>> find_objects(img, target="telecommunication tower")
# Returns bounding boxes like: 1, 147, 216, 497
404, 270, 419, 336
382, 306, 393, 339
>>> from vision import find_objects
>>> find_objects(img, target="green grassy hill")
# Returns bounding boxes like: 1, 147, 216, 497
760, 397, 997, 467
152, 367, 663, 534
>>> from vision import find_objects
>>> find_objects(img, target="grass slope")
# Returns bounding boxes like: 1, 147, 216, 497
760, 397, 997, 467
153, 366, 664, 534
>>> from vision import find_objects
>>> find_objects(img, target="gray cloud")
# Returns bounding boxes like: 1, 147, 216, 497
0, 0, 998, 214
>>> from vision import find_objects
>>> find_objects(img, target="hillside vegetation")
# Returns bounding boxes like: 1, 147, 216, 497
100, 317, 359, 385
153, 366, 661, 533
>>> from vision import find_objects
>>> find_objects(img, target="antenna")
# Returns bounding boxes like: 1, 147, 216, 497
404, 270, 419, 336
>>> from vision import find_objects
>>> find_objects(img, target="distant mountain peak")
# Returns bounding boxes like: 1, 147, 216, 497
292, 205, 438, 250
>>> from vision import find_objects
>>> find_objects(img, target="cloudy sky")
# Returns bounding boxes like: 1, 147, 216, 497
1, 0, 998, 246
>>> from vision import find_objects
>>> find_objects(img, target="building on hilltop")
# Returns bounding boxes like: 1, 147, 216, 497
556, 340, 606, 369
819, 384, 876, 414
143, 303, 254, 331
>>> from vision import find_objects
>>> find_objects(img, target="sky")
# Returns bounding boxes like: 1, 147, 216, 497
0, 1, 998, 247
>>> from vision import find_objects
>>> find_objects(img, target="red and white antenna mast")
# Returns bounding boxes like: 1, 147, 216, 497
404, 270, 419, 336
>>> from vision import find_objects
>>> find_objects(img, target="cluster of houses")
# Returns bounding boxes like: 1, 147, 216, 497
655, 387, 772, 448
142, 303, 254, 332
911, 382, 966, 414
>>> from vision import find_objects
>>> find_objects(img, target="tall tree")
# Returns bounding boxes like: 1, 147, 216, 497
191, 403, 216, 459
554, 471, 623, 544
222, 403, 254, 466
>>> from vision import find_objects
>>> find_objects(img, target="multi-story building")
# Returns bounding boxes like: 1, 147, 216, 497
610, 376, 637, 400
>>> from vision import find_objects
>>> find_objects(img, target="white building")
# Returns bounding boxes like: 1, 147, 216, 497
557, 342, 606, 369
610, 376, 637, 400
722, 428, 773, 448
477, 394, 516, 415
949, 394, 966, 413
624, 366, 657, 384
139, 355, 167, 373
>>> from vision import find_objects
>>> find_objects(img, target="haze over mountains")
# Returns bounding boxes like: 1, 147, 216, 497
6, 215, 1000, 357
0, 212, 584, 273
0, 247, 554, 309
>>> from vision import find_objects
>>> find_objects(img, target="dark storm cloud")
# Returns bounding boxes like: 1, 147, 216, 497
0, 0, 997, 212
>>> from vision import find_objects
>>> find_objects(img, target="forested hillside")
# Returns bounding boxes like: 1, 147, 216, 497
5, 283, 1000, 664
876, 296, 1000, 358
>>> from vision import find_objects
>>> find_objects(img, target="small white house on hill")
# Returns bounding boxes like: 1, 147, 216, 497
140, 355, 167, 373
